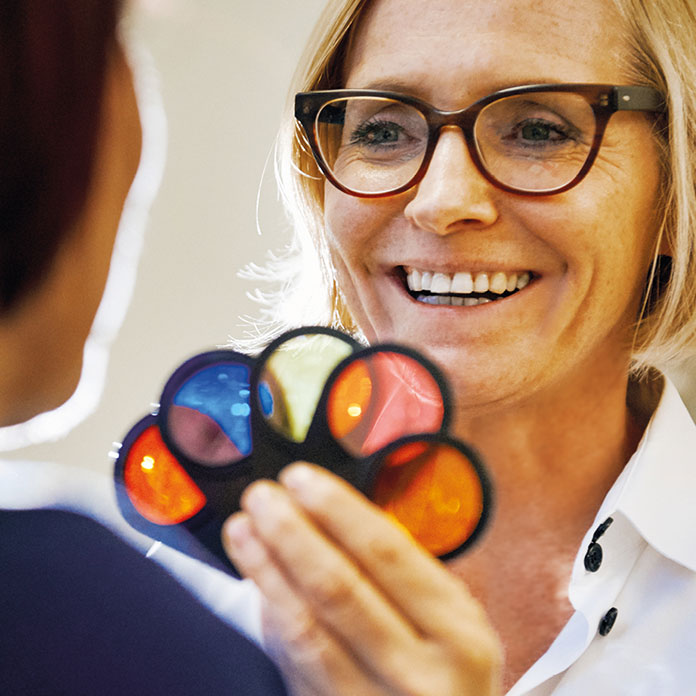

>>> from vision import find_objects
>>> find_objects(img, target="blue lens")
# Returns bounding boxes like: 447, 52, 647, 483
173, 363, 252, 457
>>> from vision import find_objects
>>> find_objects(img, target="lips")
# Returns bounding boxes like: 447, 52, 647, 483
403, 267, 531, 306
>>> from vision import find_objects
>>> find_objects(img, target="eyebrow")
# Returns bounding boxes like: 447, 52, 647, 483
349, 77, 571, 99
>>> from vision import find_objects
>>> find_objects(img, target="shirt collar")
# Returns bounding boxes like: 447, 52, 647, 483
610, 374, 696, 572
508, 375, 696, 695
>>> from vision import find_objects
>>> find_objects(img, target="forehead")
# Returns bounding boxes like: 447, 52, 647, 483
344, 0, 631, 102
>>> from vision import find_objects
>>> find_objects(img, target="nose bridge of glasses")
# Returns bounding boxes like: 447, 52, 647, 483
422, 103, 485, 174
431, 104, 479, 138
422, 113, 486, 189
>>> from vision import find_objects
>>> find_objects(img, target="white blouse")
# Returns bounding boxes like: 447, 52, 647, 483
509, 377, 696, 695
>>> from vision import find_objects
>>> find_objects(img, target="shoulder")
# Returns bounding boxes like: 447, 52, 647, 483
0, 508, 287, 696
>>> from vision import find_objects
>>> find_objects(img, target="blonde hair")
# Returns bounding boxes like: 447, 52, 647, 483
609, 0, 696, 371
241, 0, 696, 372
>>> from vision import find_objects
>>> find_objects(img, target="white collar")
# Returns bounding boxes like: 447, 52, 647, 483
595, 375, 696, 572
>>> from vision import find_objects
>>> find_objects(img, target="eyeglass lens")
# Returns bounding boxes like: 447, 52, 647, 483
315, 92, 597, 195
122, 421, 208, 525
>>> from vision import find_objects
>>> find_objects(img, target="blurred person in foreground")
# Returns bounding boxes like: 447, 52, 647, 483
0, 3, 287, 694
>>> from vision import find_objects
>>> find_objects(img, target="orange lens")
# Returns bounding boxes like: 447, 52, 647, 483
325, 359, 373, 439
123, 425, 207, 525
372, 441, 484, 557
327, 352, 444, 457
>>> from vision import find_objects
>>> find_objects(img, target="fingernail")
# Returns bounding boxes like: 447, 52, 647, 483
223, 514, 252, 549
243, 481, 274, 515
223, 514, 266, 567
280, 462, 316, 492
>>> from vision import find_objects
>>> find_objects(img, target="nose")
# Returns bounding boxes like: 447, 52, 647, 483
404, 126, 499, 235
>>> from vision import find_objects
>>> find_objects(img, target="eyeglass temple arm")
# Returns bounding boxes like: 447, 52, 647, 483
613, 86, 665, 112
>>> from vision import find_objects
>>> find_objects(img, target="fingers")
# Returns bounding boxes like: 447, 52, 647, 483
223, 513, 388, 696
223, 479, 425, 683
223, 464, 503, 696
277, 463, 489, 642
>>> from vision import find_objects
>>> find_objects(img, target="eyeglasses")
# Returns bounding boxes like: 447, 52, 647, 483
113, 327, 492, 577
295, 84, 665, 197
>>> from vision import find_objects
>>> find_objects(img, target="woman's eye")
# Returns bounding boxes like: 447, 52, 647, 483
506, 119, 574, 145
350, 119, 408, 147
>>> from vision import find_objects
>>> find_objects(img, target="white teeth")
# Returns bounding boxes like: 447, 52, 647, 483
490, 272, 507, 294
415, 294, 494, 306
451, 271, 474, 293
406, 267, 531, 294
406, 266, 533, 306
474, 273, 489, 293
409, 269, 423, 292
431, 273, 452, 294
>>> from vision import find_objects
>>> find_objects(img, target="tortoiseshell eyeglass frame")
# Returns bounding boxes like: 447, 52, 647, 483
295, 83, 665, 197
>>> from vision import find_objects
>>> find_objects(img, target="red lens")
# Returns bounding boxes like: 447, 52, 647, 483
123, 425, 207, 525
327, 351, 444, 457
372, 440, 485, 557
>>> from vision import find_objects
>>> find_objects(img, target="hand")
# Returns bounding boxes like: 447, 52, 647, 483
222, 462, 502, 696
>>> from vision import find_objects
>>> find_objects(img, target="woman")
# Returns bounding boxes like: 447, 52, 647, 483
0, 2, 287, 693
223, 0, 696, 694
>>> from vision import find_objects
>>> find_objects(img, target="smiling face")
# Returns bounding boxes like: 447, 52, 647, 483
322, 0, 662, 414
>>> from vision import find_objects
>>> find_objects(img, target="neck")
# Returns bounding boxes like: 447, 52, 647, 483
450, 356, 645, 536
445, 359, 647, 691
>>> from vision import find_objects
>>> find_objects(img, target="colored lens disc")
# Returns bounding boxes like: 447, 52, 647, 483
167, 362, 252, 467
258, 333, 355, 442
372, 440, 484, 557
324, 359, 372, 440
123, 424, 206, 525
327, 351, 445, 457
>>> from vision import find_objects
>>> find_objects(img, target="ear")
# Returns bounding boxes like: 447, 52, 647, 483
657, 230, 672, 258
643, 253, 672, 315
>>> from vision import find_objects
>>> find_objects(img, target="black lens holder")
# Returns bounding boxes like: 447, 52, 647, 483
114, 327, 492, 577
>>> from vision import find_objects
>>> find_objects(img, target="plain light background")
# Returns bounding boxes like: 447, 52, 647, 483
5, 0, 695, 474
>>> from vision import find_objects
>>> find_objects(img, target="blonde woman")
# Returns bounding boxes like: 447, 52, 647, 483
223, 0, 696, 694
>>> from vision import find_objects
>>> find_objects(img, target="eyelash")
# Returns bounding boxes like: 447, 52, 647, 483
506, 118, 579, 146
350, 119, 408, 147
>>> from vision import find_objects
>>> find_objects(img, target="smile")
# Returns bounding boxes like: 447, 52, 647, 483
403, 267, 531, 306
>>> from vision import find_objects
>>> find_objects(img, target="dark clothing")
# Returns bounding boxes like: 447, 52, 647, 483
0, 508, 287, 695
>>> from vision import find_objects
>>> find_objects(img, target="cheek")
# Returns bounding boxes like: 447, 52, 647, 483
324, 187, 405, 340
323, 186, 395, 269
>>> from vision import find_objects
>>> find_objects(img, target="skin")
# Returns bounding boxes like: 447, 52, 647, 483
0, 45, 142, 426
224, 0, 663, 692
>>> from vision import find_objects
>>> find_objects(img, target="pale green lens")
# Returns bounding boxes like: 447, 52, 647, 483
258, 333, 355, 442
